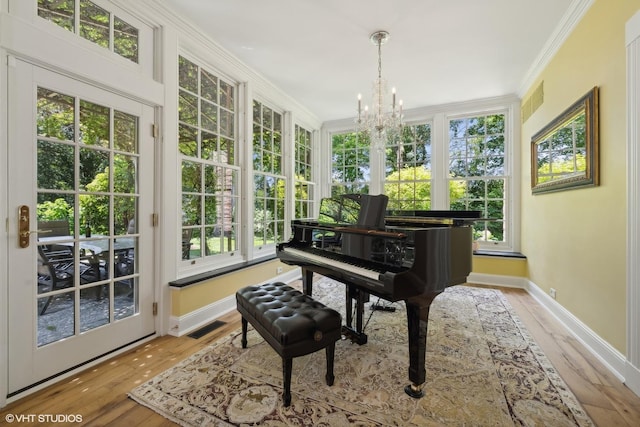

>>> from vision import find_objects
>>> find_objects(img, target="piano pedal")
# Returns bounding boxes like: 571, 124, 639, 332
341, 325, 368, 345
370, 303, 396, 312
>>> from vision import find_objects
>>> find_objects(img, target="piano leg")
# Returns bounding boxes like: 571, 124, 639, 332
404, 292, 439, 398
342, 284, 368, 345
301, 267, 314, 295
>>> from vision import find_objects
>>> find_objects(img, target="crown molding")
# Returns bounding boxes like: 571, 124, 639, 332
517, 0, 595, 97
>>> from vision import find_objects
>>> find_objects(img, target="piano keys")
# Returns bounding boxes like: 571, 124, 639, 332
276, 194, 480, 398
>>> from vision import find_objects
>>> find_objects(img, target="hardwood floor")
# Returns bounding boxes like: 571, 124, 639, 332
2, 284, 639, 426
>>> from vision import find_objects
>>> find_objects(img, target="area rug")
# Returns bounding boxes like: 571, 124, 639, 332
129, 279, 594, 426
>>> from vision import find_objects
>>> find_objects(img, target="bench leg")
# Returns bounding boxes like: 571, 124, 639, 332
282, 357, 292, 406
241, 317, 248, 349
325, 342, 336, 386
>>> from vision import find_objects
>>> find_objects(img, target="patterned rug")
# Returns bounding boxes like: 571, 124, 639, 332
129, 279, 594, 426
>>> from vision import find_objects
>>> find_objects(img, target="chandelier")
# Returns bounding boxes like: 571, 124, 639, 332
355, 30, 404, 150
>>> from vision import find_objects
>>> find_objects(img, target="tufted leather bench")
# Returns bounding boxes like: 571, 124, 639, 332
236, 282, 342, 406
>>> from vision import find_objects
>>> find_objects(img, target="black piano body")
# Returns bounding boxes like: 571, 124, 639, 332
276, 194, 479, 398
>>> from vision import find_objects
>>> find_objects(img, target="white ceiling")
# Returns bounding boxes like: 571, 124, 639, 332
159, 0, 576, 122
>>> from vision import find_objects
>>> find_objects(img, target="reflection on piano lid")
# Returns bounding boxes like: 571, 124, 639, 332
319, 194, 388, 229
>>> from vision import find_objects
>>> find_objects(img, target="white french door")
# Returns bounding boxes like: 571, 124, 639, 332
7, 59, 156, 395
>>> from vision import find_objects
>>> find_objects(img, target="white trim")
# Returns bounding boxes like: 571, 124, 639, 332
0, 47, 9, 409
167, 269, 301, 337
518, 0, 595, 97
525, 279, 627, 383
626, 8, 640, 397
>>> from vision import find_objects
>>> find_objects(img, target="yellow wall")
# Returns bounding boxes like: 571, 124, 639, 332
472, 255, 527, 278
520, 0, 639, 354
170, 260, 297, 317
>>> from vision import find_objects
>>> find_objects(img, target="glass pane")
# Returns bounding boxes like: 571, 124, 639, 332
114, 154, 137, 193
37, 244, 74, 296
114, 110, 137, 153
190, 228, 202, 257
80, 100, 110, 147
80, 146, 109, 190
220, 137, 234, 164
182, 194, 200, 226
182, 228, 193, 260
178, 124, 198, 157
38, 140, 75, 190
179, 56, 198, 93
37, 88, 75, 141
114, 196, 136, 235
181, 161, 201, 192
204, 165, 219, 193
273, 112, 282, 132
179, 90, 198, 125
220, 109, 234, 138
37, 193, 76, 236
79, 194, 110, 235
115, 277, 137, 320
262, 106, 272, 128
114, 16, 139, 63
38, 0, 75, 32
80, 285, 109, 332
220, 81, 234, 111
115, 237, 136, 278
204, 195, 217, 224
201, 99, 217, 132
204, 226, 219, 256
201, 69, 217, 103
38, 291, 75, 346
79, 0, 110, 48
201, 132, 216, 160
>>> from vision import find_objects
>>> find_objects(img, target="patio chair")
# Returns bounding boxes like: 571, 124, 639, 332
38, 246, 106, 315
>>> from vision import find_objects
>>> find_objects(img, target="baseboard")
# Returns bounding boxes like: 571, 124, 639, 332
524, 279, 627, 382
467, 272, 529, 289
627, 360, 640, 396
467, 273, 628, 384
168, 269, 301, 337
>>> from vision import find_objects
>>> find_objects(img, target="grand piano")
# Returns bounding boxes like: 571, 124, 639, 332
276, 194, 479, 398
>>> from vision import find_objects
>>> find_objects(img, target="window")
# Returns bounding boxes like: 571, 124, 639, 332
294, 124, 314, 219
384, 124, 432, 211
38, 0, 139, 63
178, 56, 239, 262
330, 103, 515, 252
252, 100, 285, 249
448, 112, 507, 245
331, 132, 370, 197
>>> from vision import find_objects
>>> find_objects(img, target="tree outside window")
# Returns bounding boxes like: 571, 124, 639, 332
448, 113, 506, 243
253, 100, 285, 248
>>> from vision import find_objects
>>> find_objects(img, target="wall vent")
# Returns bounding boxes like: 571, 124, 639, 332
522, 81, 544, 123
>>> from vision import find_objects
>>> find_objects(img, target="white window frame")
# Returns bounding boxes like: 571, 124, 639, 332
324, 96, 520, 253
177, 52, 243, 276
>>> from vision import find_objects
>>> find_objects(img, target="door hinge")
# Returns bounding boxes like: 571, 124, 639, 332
151, 213, 159, 227
152, 124, 159, 138
153, 302, 158, 316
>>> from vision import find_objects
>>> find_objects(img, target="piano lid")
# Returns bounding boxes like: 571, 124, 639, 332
385, 210, 482, 226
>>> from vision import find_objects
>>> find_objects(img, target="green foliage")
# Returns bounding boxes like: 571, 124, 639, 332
37, 199, 73, 222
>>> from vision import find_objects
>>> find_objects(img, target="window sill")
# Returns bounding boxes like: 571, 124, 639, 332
169, 255, 277, 288
473, 250, 526, 259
